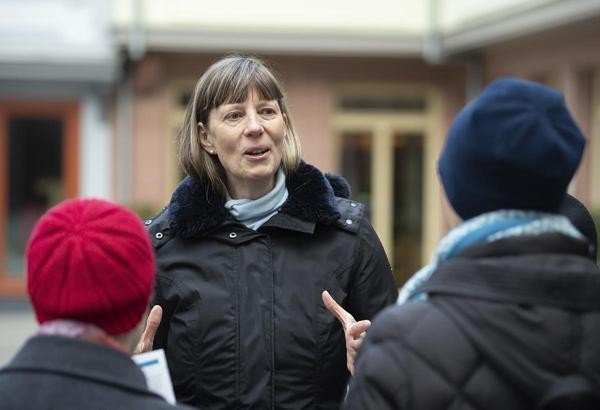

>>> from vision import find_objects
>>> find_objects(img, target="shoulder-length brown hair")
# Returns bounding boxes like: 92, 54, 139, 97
178, 55, 302, 196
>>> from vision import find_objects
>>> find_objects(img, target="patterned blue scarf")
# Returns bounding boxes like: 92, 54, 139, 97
398, 210, 584, 304
225, 168, 288, 230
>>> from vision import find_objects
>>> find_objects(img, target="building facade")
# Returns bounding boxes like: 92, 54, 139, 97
1, 0, 600, 297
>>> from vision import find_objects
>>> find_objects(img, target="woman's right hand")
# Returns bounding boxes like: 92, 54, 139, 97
322, 291, 371, 375
133, 305, 163, 355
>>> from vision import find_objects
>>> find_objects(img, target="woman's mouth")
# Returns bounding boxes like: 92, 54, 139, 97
244, 147, 270, 160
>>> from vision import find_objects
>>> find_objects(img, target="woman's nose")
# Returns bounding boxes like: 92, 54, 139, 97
244, 113, 264, 136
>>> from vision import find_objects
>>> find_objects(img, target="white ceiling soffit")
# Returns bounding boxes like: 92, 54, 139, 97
442, 0, 600, 55
112, 0, 426, 57
115, 27, 423, 57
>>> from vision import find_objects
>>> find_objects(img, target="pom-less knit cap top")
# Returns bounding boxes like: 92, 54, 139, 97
438, 77, 586, 221
26, 198, 155, 335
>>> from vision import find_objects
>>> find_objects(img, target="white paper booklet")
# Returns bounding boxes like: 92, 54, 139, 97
132, 348, 176, 405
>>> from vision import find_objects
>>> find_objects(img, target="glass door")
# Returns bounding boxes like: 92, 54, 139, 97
340, 128, 424, 285
341, 131, 372, 215
391, 133, 423, 283
0, 103, 78, 296
334, 86, 445, 286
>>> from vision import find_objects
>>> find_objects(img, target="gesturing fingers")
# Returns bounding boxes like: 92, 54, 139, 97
346, 320, 371, 374
348, 320, 371, 340
322, 290, 371, 375
322, 290, 356, 330
133, 305, 163, 355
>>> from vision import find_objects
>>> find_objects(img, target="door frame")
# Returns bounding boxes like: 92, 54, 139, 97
332, 86, 444, 276
0, 101, 79, 296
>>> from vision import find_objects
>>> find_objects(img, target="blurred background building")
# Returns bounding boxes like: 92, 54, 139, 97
1, 0, 600, 363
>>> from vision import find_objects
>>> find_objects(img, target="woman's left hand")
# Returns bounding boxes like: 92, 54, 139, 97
322, 291, 371, 375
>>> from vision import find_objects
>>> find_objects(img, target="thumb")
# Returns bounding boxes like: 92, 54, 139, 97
348, 320, 371, 339
145, 305, 163, 335
134, 305, 162, 354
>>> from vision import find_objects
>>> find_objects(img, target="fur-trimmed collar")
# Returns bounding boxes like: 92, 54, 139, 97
168, 161, 351, 239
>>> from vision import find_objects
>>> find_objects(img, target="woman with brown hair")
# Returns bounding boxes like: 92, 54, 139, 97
142, 55, 397, 409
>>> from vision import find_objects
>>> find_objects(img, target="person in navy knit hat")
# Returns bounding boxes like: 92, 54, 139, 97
0, 198, 192, 410
342, 77, 600, 410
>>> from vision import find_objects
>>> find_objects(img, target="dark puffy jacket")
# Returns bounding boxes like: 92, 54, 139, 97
147, 162, 398, 409
345, 233, 600, 410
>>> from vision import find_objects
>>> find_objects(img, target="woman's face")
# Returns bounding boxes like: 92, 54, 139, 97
199, 88, 287, 199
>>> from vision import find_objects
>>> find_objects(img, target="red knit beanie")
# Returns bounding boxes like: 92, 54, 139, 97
26, 198, 155, 335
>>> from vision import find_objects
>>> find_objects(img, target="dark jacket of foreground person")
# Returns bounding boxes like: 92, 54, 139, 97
0, 335, 194, 410
345, 233, 600, 409
148, 162, 398, 409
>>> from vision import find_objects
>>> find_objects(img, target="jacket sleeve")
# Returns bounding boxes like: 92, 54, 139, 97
343, 306, 409, 410
346, 217, 398, 320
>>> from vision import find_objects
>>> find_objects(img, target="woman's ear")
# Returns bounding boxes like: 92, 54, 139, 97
197, 122, 215, 154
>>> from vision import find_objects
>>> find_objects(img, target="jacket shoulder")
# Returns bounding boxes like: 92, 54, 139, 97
144, 207, 174, 249
333, 197, 365, 233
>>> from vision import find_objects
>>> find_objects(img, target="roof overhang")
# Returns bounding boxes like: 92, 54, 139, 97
441, 0, 600, 56
0, 58, 118, 84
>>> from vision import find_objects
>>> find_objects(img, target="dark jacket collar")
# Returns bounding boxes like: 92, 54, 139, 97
168, 161, 350, 239
3, 335, 153, 395
420, 233, 600, 310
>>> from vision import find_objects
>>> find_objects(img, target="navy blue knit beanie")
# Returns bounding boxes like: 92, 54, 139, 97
438, 77, 586, 220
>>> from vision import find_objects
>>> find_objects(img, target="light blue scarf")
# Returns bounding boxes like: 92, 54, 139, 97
225, 168, 288, 230
398, 210, 584, 304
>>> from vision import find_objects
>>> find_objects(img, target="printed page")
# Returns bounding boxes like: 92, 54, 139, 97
132, 348, 176, 405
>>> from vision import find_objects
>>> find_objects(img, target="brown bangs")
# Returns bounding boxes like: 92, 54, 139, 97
196, 57, 284, 124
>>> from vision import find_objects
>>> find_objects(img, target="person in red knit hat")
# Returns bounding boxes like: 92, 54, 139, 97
0, 198, 192, 410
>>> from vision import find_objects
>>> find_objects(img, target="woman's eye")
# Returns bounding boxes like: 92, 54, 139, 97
225, 112, 243, 121
260, 107, 277, 115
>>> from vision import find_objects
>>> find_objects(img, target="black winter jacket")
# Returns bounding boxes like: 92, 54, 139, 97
345, 233, 600, 410
147, 162, 398, 409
